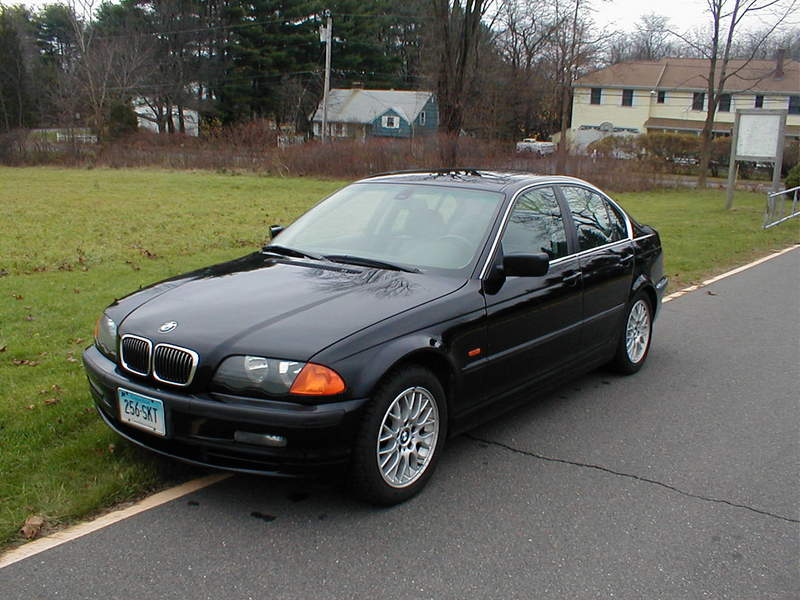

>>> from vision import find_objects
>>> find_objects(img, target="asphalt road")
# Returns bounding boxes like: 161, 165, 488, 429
2, 249, 798, 599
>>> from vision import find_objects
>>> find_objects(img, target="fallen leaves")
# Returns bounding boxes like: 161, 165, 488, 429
40, 384, 63, 406
132, 244, 159, 259
0, 345, 6, 353
0, 268, 8, 277
12, 359, 40, 367
20, 515, 46, 540
12, 294, 23, 300
24, 315, 35, 322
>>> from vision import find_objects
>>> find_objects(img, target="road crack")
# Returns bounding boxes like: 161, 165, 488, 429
467, 434, 799, 525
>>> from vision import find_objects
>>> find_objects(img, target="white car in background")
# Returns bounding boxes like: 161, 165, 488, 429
516, 138, 556, 155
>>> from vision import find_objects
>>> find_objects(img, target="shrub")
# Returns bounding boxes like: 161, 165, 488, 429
586, 135, 640, 159
785, 163, 800, 190
639, 132, 699, 164
782, 140, 798, 177
107, 102, 138, 140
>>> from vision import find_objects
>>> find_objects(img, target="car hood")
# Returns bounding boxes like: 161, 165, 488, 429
114, 252, 467, 363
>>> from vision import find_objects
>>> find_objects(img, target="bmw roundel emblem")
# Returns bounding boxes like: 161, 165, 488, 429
159, 321, 178, 333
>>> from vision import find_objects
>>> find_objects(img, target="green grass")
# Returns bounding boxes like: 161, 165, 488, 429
616, 189, 799, 289
0, 167, 346, 548
0, 167, 797, 549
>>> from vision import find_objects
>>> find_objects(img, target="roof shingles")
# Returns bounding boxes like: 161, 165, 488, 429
575, 57, 799, 94
312, 89, 433, 124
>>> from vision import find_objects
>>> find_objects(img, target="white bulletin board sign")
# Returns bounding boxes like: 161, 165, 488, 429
734, 111, 784, 161
726, 109, 787, 208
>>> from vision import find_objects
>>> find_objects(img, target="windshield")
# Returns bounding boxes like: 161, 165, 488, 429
271, 183, 504, 274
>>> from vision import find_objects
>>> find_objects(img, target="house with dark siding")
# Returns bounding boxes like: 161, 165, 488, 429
311, 89, 438, 139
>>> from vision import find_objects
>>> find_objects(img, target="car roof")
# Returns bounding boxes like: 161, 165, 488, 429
356, 169, 597, 195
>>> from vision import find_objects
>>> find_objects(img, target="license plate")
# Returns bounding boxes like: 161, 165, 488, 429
118, 388, 166, 437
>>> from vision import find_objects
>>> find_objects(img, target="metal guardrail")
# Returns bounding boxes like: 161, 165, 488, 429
764, 186, 800, 229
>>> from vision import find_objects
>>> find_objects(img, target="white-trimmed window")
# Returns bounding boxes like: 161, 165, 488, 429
382, 115, 400, 129
333, 122, 347, 137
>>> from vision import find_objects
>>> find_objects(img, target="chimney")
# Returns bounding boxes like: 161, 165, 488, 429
775, 48, 785, 79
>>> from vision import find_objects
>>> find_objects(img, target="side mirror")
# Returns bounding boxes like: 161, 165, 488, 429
503, 253, 549, 277
269, 224, 284, 239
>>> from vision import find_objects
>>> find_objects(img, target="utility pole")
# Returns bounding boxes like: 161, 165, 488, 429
320, 11, 332, 142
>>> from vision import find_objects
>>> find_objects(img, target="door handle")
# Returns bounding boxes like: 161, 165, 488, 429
619, 255, 633, 265
562, 271, 581, 286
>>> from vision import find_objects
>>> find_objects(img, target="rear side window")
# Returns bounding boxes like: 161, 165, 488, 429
561, 186, 627, 251
502, 187, 569, 259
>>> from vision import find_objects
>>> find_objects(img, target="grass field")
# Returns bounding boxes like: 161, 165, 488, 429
1, 167, 797, 549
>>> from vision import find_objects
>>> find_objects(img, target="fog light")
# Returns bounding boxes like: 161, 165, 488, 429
234, 431, 287, 447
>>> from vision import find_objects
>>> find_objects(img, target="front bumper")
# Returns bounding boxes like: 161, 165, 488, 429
83, 345, 368, 476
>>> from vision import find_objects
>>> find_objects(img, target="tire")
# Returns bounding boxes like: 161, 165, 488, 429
609, 291, 653, 375
350, 366, 447, 505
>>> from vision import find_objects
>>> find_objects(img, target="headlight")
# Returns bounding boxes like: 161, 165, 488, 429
212, 356, 345, 396
94, 314, 118, 359
213, 356, 305, 395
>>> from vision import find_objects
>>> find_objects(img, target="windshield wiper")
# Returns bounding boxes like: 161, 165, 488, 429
324, 254, 420, 273
262, 244, 327, 262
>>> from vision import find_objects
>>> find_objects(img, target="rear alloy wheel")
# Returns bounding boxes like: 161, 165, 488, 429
350, 366, 447, 505
610, 292, 653, 374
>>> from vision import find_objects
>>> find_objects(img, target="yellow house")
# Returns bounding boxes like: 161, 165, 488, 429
569, 54, 799, 149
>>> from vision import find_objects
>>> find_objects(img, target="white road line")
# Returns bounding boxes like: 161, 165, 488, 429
0, 473, 230, 569
2, 244, 798, 569
663, 244, 799, 303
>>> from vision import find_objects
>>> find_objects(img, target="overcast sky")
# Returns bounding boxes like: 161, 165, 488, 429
592, 0, 710, 33
16, 0, 714, 33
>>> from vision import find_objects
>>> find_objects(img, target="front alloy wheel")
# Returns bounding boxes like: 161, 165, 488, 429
377, 386, 439, 488
351, 366, 447, 505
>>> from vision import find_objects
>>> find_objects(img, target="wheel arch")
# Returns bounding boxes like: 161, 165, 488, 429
631, 274, 658, 314
340, 336, 459, 421
385, 349, 457, 417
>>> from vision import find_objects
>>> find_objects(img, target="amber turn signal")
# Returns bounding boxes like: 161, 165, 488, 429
289, 363, 346, 395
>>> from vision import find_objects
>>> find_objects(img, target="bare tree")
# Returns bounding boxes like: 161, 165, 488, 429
631, 14, 675, 61
552, 0, 605, 172
672, 0, 797, 188
53, 0, 155, 138
431, 0, 488, 162
492, 0, 560, 137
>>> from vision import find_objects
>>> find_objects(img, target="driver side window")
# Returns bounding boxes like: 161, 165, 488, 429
501, 187, 568, 260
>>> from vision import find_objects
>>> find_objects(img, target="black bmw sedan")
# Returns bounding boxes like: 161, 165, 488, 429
83, 170, 667, 505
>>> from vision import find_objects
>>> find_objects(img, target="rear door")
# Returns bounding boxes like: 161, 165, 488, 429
559, 185, 634, 352
481, 185, 582, 401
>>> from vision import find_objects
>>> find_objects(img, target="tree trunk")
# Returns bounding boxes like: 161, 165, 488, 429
696, 108, 716, 188
178, 106, 185, 134
0, 91, 9, 131
433, 0, 485, 164
166, 102, 175, 134
556, 82, 571, 173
